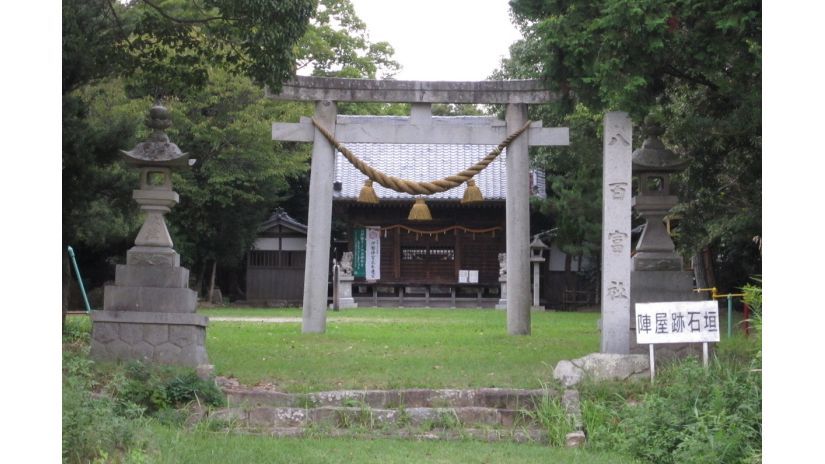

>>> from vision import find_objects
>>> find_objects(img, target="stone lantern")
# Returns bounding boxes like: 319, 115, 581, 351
631, 122, 688, 272
529, 237, 549, 309
628, 120, 704, 357
90, 104, 209, 368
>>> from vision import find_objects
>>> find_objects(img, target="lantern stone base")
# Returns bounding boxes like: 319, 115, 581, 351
90, 247, 209, 367
90, 311, 209, 367
627, 270, 706, 356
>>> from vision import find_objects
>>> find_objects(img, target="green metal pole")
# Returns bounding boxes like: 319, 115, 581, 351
727, 295, 733, 338
67, 246, 92, 313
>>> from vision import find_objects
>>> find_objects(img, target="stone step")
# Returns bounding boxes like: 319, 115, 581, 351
237, 426, 548, 443
219, 382, 551, 411
211, 405, 539, 429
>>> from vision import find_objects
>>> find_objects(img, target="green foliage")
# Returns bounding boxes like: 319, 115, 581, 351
422, 410, 461, 432
160, 67, 313, 273
741, 276, 762, 360
110, 362, 226, 414
63, 347, 148, 464
621, 358, 761, 464
63, 317, 92, 345
63, 380, 146, 464
502, 0, 762, 288
63, 0, 315, 97
522, 388, 575, 447
295, 0, 399, 79
533, 104, 604, 261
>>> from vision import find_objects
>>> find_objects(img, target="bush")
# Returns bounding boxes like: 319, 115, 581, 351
621, 358, 761, 464
63, 349, 147, 464
63, 332, 224, 462
109, 362, 225, 414
63, 316, 91, 345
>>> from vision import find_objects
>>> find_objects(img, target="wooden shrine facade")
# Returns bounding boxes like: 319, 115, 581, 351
335, 201, 506, 306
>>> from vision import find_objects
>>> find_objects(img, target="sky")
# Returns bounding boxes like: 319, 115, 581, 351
349, 0, 522, 81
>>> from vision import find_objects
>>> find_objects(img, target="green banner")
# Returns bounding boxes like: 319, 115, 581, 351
353, 227, 365, 278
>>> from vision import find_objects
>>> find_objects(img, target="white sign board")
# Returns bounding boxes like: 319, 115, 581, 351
365, 226, 381, 281
635, 301, 720, 344
458, 270, 479, 284
468, 270, 479, 284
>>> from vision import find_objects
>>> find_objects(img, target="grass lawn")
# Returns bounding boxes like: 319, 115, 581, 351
145, 423, 640, 464
199, 307, 601, 391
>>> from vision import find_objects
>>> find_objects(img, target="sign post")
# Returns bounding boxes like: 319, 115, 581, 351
635, 300, 720, 382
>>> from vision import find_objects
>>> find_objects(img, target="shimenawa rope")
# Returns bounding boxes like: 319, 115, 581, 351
311, 117, 532, 196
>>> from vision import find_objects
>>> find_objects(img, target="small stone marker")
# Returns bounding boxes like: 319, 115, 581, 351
635, 300, 720, 381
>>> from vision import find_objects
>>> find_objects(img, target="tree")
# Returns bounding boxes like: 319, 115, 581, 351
505, 0, 761, 291
296, 0, 399, 79
163, 69, 314, 298
63, 0, 403, 309
63, 0, 316, 322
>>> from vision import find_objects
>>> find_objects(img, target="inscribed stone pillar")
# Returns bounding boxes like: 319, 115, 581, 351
302, 100, 337, 333
600, 112, 633, 353
505, 103, 531, 335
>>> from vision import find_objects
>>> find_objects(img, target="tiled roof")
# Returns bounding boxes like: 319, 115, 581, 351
258, 208, 307, 234
333, 144, 546, 201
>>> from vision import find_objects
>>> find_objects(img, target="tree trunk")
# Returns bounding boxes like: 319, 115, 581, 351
195, 261, 207, 298
692, 253, 708, 289
208, 260, 217, 304
564, 253, 573, 290
62, 244, 69, 331
702, 247, 717, 289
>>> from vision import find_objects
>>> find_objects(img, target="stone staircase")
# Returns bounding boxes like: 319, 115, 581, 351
199, 378, 584, 443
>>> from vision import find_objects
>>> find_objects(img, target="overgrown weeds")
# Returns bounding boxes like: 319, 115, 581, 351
62, 318, 225, 463
576, 350, 761, 463
621, 357, 761, 464
522, 385, 575, 447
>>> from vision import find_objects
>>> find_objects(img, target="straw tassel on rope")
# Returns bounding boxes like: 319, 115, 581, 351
358, 179, 379, 204
461, 179, 483, 204
408, 198, 432, 221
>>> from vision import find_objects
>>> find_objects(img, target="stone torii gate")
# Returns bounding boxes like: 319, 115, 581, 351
269, 76, 569, 335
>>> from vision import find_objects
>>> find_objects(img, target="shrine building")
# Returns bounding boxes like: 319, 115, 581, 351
330, 124, 546, 307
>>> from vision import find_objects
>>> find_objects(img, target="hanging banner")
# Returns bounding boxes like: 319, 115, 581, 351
353, 228, 366, 278
365, 226, 381, 281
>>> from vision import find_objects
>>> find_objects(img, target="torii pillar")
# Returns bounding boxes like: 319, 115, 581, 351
268, 76, 568, 334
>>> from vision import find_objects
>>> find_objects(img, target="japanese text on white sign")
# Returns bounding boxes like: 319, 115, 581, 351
635, 301, 720, 345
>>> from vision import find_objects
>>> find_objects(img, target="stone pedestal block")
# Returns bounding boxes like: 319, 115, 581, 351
90, 311, 208, 367
127, 246, 181, 267
103, 286, 197, 313
336, 275, 358, 309
495, 278, 507, 310
115, 264, 189, 288
629, 270, 706, 356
